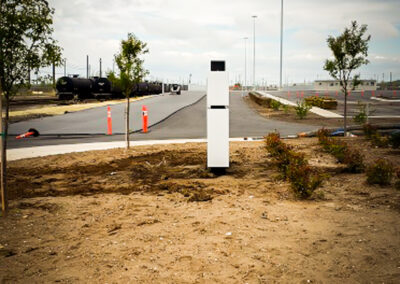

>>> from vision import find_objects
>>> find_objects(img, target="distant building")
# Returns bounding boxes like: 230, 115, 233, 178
314, 80, 377, 91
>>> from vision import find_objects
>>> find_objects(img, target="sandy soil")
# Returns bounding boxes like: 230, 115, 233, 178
1, 139, 400, 283
244, 95, 400, 128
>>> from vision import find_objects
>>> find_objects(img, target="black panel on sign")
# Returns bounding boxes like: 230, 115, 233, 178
211, 61, 225, 71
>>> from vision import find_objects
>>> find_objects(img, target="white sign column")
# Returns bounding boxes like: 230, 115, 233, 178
207, 60, 229, 169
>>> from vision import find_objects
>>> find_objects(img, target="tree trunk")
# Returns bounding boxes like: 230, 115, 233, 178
343, 88, 347, 137
0, 91, 8, 216
125, 95, 130, 149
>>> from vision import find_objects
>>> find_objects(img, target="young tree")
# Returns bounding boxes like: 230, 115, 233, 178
114, 33, 149, 149
0, 0, 62, 215
324, 21, 371, 136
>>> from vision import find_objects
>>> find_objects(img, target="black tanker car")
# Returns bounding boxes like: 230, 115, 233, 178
56, 75, 163, 100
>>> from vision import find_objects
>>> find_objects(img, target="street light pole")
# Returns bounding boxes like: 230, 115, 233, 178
252, 15, 257, 90
280, 0, 284, 90
243, 37, 248, 94
64, 59, 66, 76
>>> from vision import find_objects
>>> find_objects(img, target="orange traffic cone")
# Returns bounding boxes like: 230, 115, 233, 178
16, 128, 39, 139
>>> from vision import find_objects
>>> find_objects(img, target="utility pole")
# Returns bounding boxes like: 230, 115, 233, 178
279, 0, 284, 90
86, 55, 89, 78
99, 58, 102, 77
390, 72, 392, 83
52, 62, 55, 86
0, 83, 7, 215
243, 37, 248, 92
252, 15, 257, 90
64, 60, 66, 77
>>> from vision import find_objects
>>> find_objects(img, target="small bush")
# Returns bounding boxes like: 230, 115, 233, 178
353, 102, 368, 124
304, 96, 337, 109
370, 133, 389, 148
287, 163, 323, 198
265, 132, 323, 198
317, 128, 364, 173
282, 104, 290, 114
366, 159, 394, 186
295, 101, 311, 119
395, 168, 400, 190
363, 123, 377, 139
270, 100, 281, 110
343, 148, 365, 173
389, 130, 400, 149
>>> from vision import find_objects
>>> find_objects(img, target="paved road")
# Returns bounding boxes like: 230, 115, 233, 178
267, 90, 400, 117
10, 91, 205, 135
8, 92, 318, 149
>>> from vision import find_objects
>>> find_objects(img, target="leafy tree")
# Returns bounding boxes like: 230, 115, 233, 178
0, 0, 62, 215
324, 21, 371, 136
114, 33, 149, 149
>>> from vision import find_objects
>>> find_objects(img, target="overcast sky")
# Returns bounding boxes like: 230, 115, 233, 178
47, 0, 400, 85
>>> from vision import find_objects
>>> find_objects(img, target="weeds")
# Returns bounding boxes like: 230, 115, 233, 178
265, 133, 323, 198
366, 159, 394, 186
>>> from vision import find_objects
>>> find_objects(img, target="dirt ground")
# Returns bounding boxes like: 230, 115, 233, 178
1, 139, 400, 283
244, 95, 400, 128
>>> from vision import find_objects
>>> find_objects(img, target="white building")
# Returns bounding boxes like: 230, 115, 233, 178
314, 80, 377, 91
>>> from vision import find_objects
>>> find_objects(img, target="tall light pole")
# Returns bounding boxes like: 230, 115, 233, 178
252, 15, 257, 90
279, 0, 284, 89
243, 37, 248, 93
64, 58, 66, 76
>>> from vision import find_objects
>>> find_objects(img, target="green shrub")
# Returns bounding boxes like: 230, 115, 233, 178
317, 128, 364, 173
282, 104, 290, 114
327, 141, 347, 162
265, 132, 323, 198
304, 96, 337, 109
353, 102, 368, 124
395, 168, 400, 190
287, 163, 324, 198
389, 130, 400, 149
270, 100, 281, 110
366, 159, 394, 186
342, 148, 365, 173
370, 133, 389, 148
363, 123, 377, 139
295, 101, 311, 119
316, 128, 332, 149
